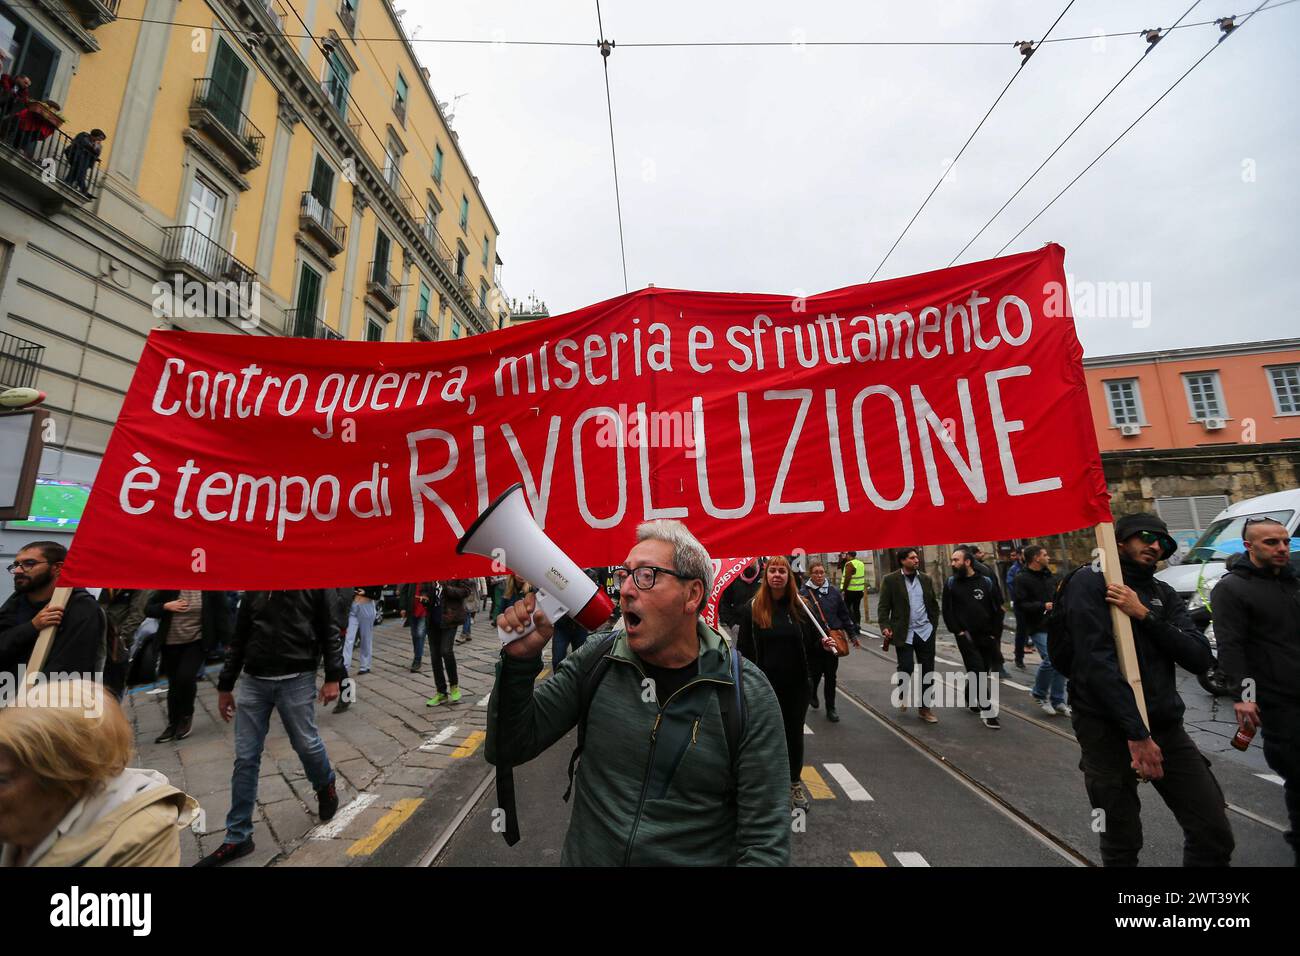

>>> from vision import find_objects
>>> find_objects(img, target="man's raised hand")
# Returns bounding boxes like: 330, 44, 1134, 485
497, 592, 554, 659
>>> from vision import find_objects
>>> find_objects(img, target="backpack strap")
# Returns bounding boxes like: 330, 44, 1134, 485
717, 646, 745, 780
562, 633, 618, 803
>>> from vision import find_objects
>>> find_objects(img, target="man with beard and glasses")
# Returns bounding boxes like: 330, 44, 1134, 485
486, 520, 789, 866
0, 541, 106, 680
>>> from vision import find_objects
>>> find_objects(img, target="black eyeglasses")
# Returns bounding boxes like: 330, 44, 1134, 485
613, 565, 693, 590
6, 559, 48, 573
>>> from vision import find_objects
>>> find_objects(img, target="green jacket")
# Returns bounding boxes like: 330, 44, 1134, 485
876, 569, 939, 638
486, 619, 790, 866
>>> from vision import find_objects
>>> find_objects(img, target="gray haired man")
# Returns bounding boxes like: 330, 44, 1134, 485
486, 519, 791, 865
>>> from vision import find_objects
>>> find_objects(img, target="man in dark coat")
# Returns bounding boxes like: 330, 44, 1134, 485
877, 547, 941, 723
942, 547, 1005, 728
0, 541, 105, 680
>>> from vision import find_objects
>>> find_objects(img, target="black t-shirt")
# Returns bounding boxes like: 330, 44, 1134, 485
640, 656, 700, 706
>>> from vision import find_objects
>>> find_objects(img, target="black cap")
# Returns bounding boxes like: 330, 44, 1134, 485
1115, 513, 1178, 560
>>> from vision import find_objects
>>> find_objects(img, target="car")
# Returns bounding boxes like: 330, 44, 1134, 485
1157, 488, 1300, 696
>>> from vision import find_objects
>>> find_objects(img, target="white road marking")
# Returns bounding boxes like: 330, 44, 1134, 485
936, 657, 963, 667
824, 763, 872, 801
309, 793, 378, 840
803, 724, 813, 735
477, 693, 491, 707
419, 725, 459, 752
1256, 773, 1285, 786
1001, 679, 1033, 692
893, 851, 930, 867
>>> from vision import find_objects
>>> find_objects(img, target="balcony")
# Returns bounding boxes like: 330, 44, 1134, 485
0, 113, 103, 211
366, 261, 399, 311
65, 0, 118, 27
413, 310, 437, 341
283, 308, 342, 340
161, 225, 257, 301
0, 332, 44, 390
189, 78, 265, 172
339, 2, 356, 35
299, 192, 346, 256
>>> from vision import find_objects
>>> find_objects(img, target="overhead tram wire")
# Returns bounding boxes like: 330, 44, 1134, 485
7, 1, 1298, 48
596, 0, 629, 293
948, 0, 1204, 267
866, 0, 1078, 283
992, 0, 1274, 258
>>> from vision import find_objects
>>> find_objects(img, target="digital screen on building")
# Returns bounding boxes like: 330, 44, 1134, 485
5, 478, 91, 531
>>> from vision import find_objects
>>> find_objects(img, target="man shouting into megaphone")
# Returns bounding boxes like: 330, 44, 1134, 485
485, 519, 791, 866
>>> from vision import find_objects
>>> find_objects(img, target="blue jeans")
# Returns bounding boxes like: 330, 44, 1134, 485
343, 601, 376, 671
224, 673, 334, 844
410, 615, 428, 663
462, 609, 473, 636
551, 618, 589, 671
1030, 631, 1067, 706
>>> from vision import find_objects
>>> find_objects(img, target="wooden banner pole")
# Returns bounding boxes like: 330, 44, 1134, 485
23, 586, 71, 690
1094, 523, 1150, 731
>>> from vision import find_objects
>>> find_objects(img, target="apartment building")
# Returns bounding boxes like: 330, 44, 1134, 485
0, 0, 513, 568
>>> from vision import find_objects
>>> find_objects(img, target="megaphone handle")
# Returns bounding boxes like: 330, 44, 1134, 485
498, 589, 570, 646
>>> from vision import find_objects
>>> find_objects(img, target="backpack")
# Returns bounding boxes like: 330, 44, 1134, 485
495, 631, 747, 846
1043, 567, 1088, 678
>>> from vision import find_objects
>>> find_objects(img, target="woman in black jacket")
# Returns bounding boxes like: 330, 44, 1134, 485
799, 560, 861, 722
145, 590, 231, 743
738, 555, 821, 811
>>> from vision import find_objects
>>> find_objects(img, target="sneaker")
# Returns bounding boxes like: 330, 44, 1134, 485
426, 692, 448, 707
1054, 702, 1072, 716
918, 707, 939, 723
333, 698, 350, 714
409, 660, 422, 672
826, 707, 840, 722
449, 685, 462, 704
358, 669, 371, 675
175, 716, 193, 740
982, 716, 1001, 730
1015, 661, 1026, 671
791, 781, 810, 811
968, 705, 981, 714
155, 724, 177, 744
193, 839, 254, 867
1039, 698, 1057, 716
316, 780, 339, 821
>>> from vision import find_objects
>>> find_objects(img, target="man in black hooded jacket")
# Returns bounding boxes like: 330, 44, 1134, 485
1065, 512, 1233, 867
1211, 517, 1300, 863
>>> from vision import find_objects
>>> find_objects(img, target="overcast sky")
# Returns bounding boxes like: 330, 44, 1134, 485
407, 0, 1300, 358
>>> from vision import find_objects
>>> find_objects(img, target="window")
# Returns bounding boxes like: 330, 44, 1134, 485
1104, 379, 1144, 427
293, 263, 323, 335
0, 2, 60, 100
383, 134, 403, 189
1182, 371, 1225, 421
339, 0, 357, 35
423, 196, 439, 242
365, 318, 383, 342
432, 145, 443, 185
479, 281, 488, 311
452, 319, 462, 340
394, 71, 408, 123
1268, 365, 1300, 415
482, 236, 490, 268
309, 155, 334, 208
459, 194, 468, 230
455, 248, 466, 278
209, 38, 250, 134
324, 49, 350, 117
373, 229, 390, 280
417, 281, 430, 314
1155, 495, 1231, 556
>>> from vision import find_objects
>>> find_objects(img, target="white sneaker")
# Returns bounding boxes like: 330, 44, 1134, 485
1054, 703, 1072, 716
1039, 699, 1057, 716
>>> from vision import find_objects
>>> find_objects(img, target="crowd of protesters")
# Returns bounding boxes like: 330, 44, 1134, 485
1, 505, 1296, 868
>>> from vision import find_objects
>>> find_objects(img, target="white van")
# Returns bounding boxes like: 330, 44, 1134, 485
1156, 488, 1300, 605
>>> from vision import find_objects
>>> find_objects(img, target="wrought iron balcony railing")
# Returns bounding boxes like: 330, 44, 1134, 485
0, 332, 44, 390
413, 310, 437, 341
190, 78, 265, 170
299, 192, 346, 254
161, 225, 256, 286
283, 308, 342, 340
0, 113, 103, 203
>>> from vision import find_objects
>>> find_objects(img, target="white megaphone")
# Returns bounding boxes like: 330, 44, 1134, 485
457, 482, 614, 645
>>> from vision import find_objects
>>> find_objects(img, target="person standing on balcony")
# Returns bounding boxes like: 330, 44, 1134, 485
62, 128, 104, 195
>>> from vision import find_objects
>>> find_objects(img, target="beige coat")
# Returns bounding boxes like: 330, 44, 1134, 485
1, 768, 199, 867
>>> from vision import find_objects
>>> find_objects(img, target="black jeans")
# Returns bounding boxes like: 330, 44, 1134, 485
1260, 696, 1300, 865
429, 624, 459, 694
1071, 710, 1234, 867
772, 680, 809, 784
843, 590, 864, 629
809, 650, 839, 709
954, 631, 999, 714
161, 640, 206, 725
894, 634, 937, 707
1012, 606, 1028, 665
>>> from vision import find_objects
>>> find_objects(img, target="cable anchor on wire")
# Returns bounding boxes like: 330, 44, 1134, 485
1014, 40, 1036, 63
1216, 15, 1238, 36
1142, 27, 1163, 48
598, 38, 615, 58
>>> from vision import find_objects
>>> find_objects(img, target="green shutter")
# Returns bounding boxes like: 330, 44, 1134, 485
210, 40, 248, 133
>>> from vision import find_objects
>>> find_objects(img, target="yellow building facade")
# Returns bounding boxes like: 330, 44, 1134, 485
0, 0, 512, 569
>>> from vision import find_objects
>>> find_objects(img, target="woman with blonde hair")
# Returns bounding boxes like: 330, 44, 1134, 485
0, 679, 198, 866
737, 555, 821, 811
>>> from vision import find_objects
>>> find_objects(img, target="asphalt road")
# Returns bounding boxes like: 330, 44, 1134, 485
433, 630, 1292, 867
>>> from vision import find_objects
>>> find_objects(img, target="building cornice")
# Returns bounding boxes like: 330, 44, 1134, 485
1083, 337, 1300, 370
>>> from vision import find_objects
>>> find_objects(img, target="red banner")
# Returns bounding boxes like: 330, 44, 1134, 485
703, 557, 759, 629
62, 245, 1109, 589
